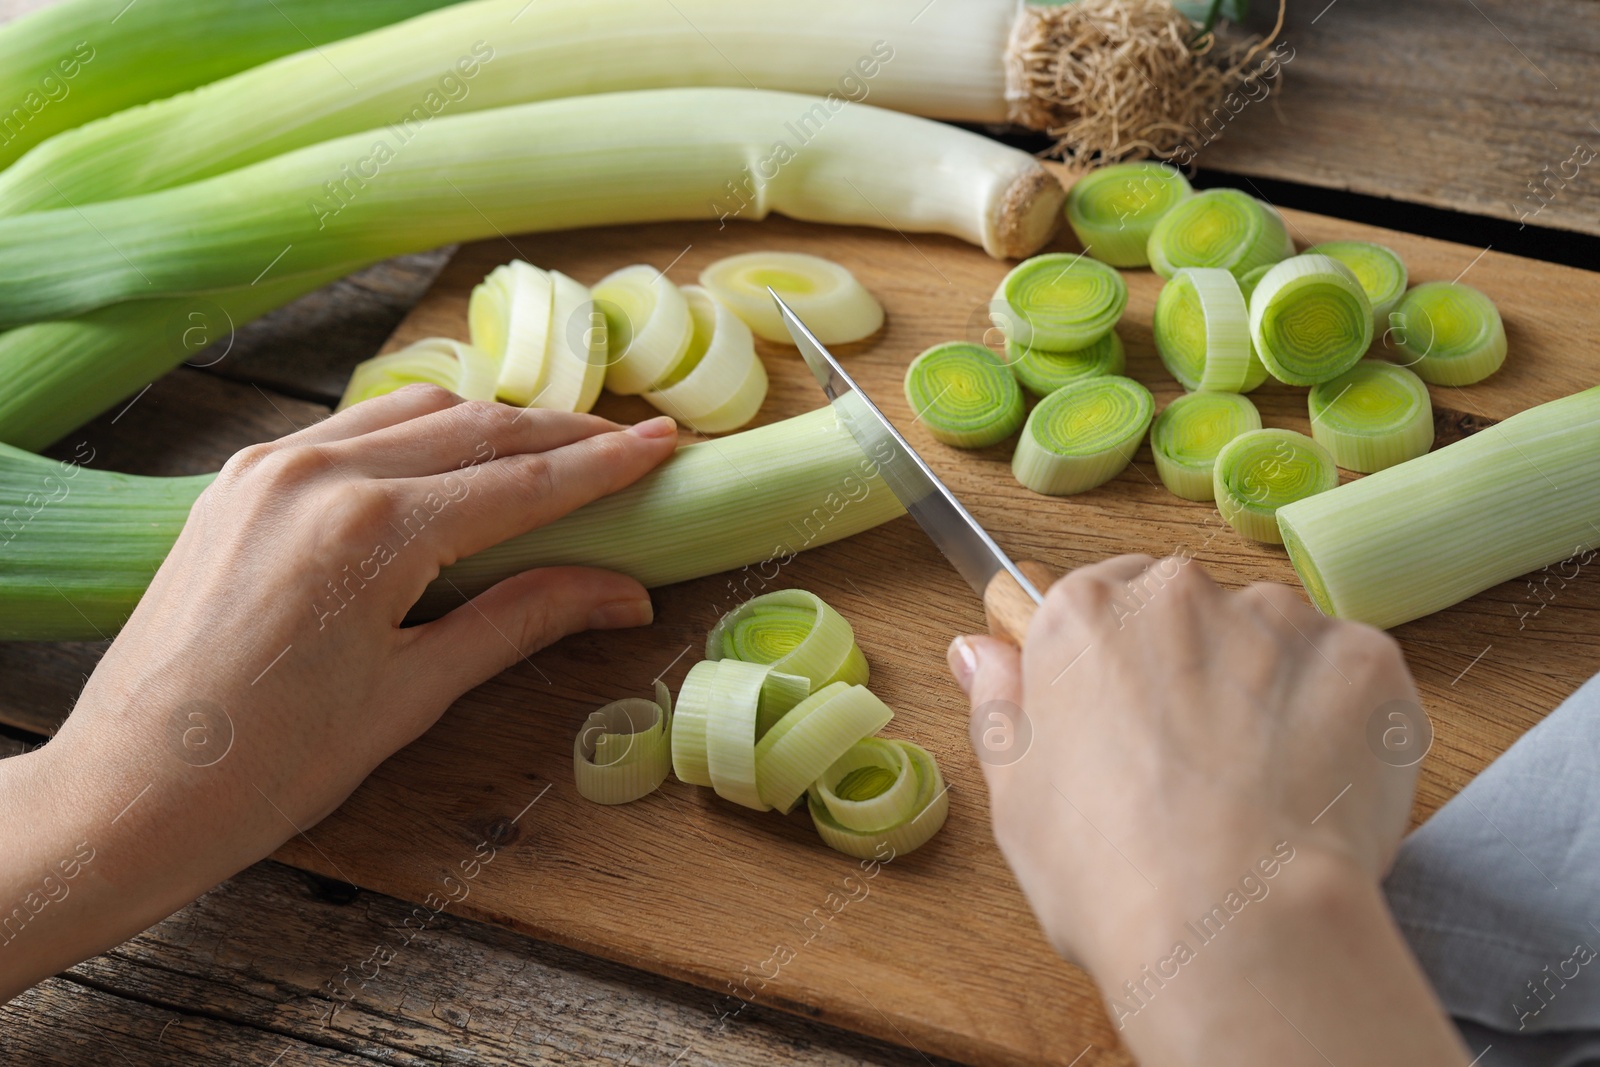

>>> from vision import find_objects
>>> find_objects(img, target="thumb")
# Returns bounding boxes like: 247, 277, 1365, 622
406, 566, 653, 707
949, 635, 1026, 768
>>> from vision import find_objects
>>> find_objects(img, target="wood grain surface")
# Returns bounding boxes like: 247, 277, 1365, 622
1212, 0, 1600, 237
241, 188, 1597, 1066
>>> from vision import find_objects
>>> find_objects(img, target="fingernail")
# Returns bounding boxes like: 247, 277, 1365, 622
948, 636, 978, 696
588, 598, 654, 630
629, 416, 677, 439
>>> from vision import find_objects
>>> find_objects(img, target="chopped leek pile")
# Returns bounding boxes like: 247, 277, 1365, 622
1012, 375, 1154, 496
589, 589, 948, 859
1152, 267, 1267, 393
1385, 281, 1507, 386
1146, 189, 1293, 281
700, 252, 883, 346
1005, 330, 1125, 398
1248, 254, 1373, 386
903, 343, 1024, 449
1065, 162, 1193, 268
1213, 429, 1338, 544
1307, 361, 1434, 473
1150, 391, 1262, 502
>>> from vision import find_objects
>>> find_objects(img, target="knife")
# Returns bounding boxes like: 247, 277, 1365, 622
771, 292, 1051, 645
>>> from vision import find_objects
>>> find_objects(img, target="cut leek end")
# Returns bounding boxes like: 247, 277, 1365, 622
992, 253, 1127, 351
1249, 255, 1374, 386
1308, 360, 1434, 473
904, 342, 1024, 449
1004, 330, 1125, 398
1065, 162, 1194, 268
1012, 375, 1154, 496
809, 739, 947, 859
1214, 429, 1339, 544
1384, 281, 1507, 386
699, 252, 882, 346
1150, 391, 1263, 502
1276, 513, 1337, 616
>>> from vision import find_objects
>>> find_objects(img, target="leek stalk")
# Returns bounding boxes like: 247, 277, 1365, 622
0, 406, 905, 641
1279, 387, 1600, 629
0, 87, 1063, 329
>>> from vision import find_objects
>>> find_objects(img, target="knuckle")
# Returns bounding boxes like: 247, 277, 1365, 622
514, 453, 557, 500
1245, 581, 1307, 615
253, 444, 328, 487
1041, 571, 1113, 624
216, 442, 277, 486
395, 382, 459, 409
1331, 621, 1405, 675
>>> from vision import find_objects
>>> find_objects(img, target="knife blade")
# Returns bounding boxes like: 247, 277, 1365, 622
770, 291, 1046, 623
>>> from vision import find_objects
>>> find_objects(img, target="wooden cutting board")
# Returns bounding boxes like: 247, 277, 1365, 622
275, 168, 1600, 1066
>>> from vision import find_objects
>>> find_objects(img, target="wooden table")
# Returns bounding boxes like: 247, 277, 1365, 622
1, 1, 1595, 1063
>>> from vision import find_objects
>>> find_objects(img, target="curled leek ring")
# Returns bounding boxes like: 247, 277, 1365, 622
1150, 391, 1263, 502
699, 251, 883, 346
808, 739, 949, 859
1305, 241, 1408, 333
903, 342, 1024, 449
707, 589, 868, 691
1213, 429, 1339, 544
753, 682, 893, 813
1384, 281, 1507, 386
1012, 374, 1154, 496
338, 337, 498, 410
1005, 330, 1125, 398
1249, 254, 1374, 386
1065, 162, 1193, 268
591, 263, 694, 395
990, 253, 1127, 352
1146, 188, 1292, 281
1308, 360, 1434, 473
670, 659, 808, 795
1153, 267, 1264, 393
573, 681, 673, 805
643, 285, 767, 434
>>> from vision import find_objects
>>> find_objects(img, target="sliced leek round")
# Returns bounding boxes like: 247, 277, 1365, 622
809, 738, 948, 859
1005, 330, 1124, 398
1385, 281, 1507, 386
1308, 360, 1434, 473
753, 682, 893, 813
671, 658, 808, 794
1012, 374, 1154, 496
670, 659, 718, 788
591, 264, 694, 395
903, 342, 1024, 448
699, 251, 883, 346
1214, 428, 1338, 544
1249, 254, 1374, 386
573, 681, 673, 805
542, 270, 607, 413
1065, 162, 1193, 268
1150, 391, 1263, 501
1305, 241, 1407, 332
469, 260, 554, 406
643, 285, 767, 434
1237, 263, 1273, 303
991, 253, 1127, 351
337, 337, 498, 410
1146, 188, 1292, 281
1152, 267, 1263, 393
707, 589, 868, 690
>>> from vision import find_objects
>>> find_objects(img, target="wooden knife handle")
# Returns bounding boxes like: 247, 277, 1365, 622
982, 561, 1056, 646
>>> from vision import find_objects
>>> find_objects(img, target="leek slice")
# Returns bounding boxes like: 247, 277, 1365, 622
1152, 267, 1262, 393
670, 660, 717, 788
591, 264, 694, 396
812, 738, 919, 832
1213, 429, 1338, 544
754, 682, 894, 813
1237, 263, 1273, 303
1278, 386, 1600, 629
1305, 241, 1408, 332
1146, 189, 1292, 281
574, 680, 673, 804
671, 659, 808, 793
469, 260, 554, 406
1249, 254, 1374, 386
337, 338, 499, 410
642, 286, 767, 434
1065, 162, 1194, 268
707, 590, 869, 691
809, 739, 948, 859
991, 253, 1127, 351
1386, 281, 1507, 386
903, 343, 1024, 449
1308, 361, 1434, 473
699, 252, 883, 346
1004, 330, 1125, 398
541, 270, 607, 413
1150, 391, 1263, 502
1012, 375, 1154, 496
